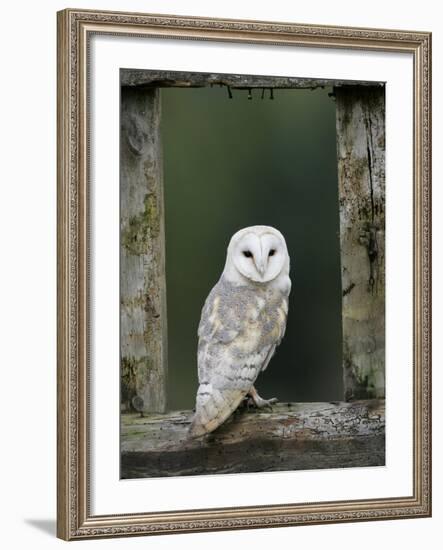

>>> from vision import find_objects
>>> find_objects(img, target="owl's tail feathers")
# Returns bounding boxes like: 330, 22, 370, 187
188, 416, 208, 439
188, 388, 245, 439
188, 411, 228, 439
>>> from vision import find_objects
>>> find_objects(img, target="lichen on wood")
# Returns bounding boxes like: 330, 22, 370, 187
335, 86, 385, 400
120, 86, 167, 413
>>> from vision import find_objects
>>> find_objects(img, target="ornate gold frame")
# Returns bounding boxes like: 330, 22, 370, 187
57, 8, 431, 540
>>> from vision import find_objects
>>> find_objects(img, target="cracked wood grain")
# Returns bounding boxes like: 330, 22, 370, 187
121, 400, 385, 478
121, 69, 383, 90
335, 86, 385, 400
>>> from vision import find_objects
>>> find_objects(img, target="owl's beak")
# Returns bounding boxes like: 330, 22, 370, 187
255, 258, 266, 277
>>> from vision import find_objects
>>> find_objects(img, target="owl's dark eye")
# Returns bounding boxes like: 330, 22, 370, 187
268, 249, 276, 257
243, 250, 253, 258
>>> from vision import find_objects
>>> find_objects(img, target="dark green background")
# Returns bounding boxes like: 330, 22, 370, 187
161, 85, 343, 410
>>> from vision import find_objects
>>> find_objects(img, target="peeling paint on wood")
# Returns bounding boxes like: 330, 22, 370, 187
121, 400, 385, 478
120, 86, 167, 413
335, 86, 385, 400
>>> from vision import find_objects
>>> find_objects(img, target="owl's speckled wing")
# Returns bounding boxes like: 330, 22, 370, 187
189, 276, 288, 437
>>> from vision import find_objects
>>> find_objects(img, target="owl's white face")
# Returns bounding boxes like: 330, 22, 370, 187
224, 226, 289, 284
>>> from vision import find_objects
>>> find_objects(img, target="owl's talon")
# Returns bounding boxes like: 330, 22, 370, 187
240, 396, 253, 409
248, 387, 278, 409
257, 397, 278, 409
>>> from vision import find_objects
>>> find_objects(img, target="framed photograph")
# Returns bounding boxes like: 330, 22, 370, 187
57, 8, 431, 540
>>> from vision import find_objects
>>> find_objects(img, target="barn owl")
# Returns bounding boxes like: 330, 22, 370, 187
189, 225, 291, 438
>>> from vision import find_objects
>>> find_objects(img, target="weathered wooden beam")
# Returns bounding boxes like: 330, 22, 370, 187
120, 86, 168, 413
121, 69, 383, 90
335, 86, 385, 401
121, 400, 385, 478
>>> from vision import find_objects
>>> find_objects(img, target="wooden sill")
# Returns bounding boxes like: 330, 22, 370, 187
121, 399, 385, 478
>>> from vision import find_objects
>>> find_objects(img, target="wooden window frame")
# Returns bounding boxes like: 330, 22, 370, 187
120, 69, 386, 478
